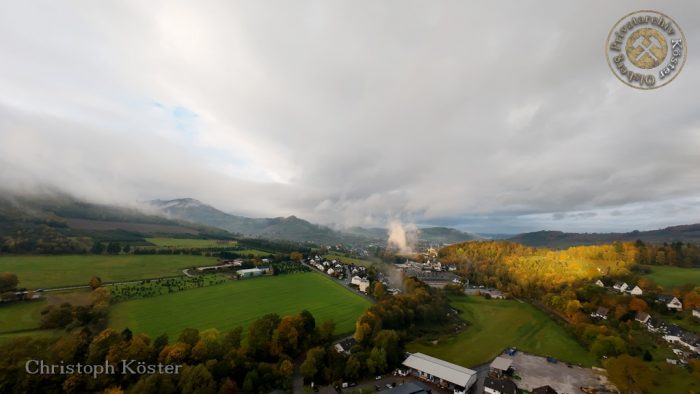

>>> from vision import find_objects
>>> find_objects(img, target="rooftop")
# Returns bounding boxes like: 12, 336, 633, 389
490, 356, 513, 371
402, 352, 476, 388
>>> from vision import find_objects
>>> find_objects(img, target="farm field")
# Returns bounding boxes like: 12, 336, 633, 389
640, 265, 700, 289
408, 295, 597, 368
0, 254, 217, 289
0, 300, 47, 333
145, 237, 237, 248
110, 272, 371, 339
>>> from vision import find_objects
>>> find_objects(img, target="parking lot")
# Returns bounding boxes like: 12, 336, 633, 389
505, 352, 610, 394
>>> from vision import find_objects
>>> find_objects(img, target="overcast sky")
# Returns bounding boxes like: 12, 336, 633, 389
1, 1, 699, 233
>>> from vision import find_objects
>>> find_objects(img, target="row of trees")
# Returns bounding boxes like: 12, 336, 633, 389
633, 240, 700, 267
0, 306, 337, 393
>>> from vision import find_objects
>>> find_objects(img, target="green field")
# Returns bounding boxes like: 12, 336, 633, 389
0, 300, 47, 333
324, 253, 375, 267
145, 238, 237, 248
408, 296, 597, 367
237, 249, 273, 257
0, 254, 218, 288
641, 265, 700, 289
110, 272, 371, 339
0, 330, 59, 345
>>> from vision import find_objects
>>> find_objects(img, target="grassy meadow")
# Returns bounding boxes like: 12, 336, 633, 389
0, 254, 217, 288
0, 300, 47, 333
323, 253, 376, 267
641, 265, 700, 289
145, 237, 237, 248
408, 295, 597, 367
236, 249, 273, 257
110, 272, 371, 339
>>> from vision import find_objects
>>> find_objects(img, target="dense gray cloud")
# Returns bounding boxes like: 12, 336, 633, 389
1, 1, 699, 232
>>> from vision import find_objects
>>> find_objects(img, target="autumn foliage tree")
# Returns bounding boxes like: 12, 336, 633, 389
604, 355, 653, 394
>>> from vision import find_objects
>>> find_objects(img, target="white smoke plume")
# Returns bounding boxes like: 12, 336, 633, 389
387, 221, 417, 255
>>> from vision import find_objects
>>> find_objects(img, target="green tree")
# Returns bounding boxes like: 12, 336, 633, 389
247, 314, 280, 359
318, 320, 335, 345
345, 355, 361, 381
106, 242, 122, 255
367, 347, 388, 374
591, 335, 627, 358
178, 364, 216, 394
300, 347, 325, 382
91, 241, 105, 254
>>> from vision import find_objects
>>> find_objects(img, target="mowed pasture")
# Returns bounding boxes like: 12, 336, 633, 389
110, 272, 371, 339
145, 238, 237, 248
641, 265, 700, 289
408, 296, 597, 367
0, 300, 47, 333
0, 254, 217, 289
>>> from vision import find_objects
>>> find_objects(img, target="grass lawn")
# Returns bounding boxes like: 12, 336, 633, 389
0, 330, 59, 345
110, 272, 371, 339
408, 295, 597, 368
0, 254, 218, 289
0, 300, 47, 333
237, 249, 273, 257
641, 265, 700, 289
324, 253, 376, 267
145, 238, 237, 248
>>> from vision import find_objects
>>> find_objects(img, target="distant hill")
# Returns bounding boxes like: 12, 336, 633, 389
0, 194, 232, 253
417, 227, 480, 244
508, 224, 700, 248
150, 199, 481, 246
150, 198, 345, 244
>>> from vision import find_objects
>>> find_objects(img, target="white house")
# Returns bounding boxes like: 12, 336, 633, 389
591, 306, 609, 320
668, 298, 683, 311
613, 282, 628, 292
635, 311, 650, 324
595, 279, 605, 287
629, 286, 643, 296
692, 309, 700, 319
359, 278, 371, 293
327, 268, 335, 275
351, 276, 363, 286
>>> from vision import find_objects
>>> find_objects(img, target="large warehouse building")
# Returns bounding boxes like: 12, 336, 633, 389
402, 353, 478, 393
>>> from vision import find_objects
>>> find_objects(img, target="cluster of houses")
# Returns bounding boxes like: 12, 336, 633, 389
595, 279, 644, 296
592, 278, 700, 361
307, 255, 388, 294
636, 311, 700, 358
